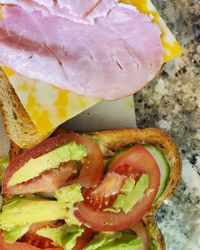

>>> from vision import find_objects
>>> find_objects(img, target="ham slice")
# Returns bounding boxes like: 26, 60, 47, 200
0, 0, 118, 23
0, 3, 163, 100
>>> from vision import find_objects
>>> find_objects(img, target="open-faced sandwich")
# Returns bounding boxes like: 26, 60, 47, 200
0, 128, 181, 250
0, 1, 182, 249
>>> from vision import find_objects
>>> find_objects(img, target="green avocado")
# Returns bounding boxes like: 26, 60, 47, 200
54, 184, 84, 226
3, 224, 30, 244
8, 141, 87, 187
84, 230, 142, 250
0, 197, 68, 231
37, 224, 84, 250
113, 174, 149, 213
0, 156, 9, 184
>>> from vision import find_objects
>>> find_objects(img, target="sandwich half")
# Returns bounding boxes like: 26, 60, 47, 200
0, 128, 181, 250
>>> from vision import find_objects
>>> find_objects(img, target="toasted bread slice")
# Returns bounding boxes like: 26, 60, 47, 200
0, 68, 52, 149
9, 127, 181, 215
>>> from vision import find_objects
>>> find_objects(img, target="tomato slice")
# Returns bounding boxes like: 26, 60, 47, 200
72, 227, 94, 250
75, 145, 160, 231
3, 133, 103, 195
83, 172, 125, 210
4, 162, 76, 195
0, 231, 63, 250
131, 222, 150, 250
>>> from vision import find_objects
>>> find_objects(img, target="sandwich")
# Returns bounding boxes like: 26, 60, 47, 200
0, 1, 182, 249
0, 127, 181, 250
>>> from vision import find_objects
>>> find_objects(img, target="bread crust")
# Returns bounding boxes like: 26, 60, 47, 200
0, 68, 52, 149
143, 216, 166, 250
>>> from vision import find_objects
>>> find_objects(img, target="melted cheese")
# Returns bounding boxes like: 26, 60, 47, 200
2, 0, 182, 133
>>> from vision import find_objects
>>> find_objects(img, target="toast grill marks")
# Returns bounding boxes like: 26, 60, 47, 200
0, 4, 163, 100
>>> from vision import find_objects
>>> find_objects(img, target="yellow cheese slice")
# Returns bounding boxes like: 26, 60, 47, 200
2, 66, 100, 133
121, 0, 183, 62
2, 0, 182, 133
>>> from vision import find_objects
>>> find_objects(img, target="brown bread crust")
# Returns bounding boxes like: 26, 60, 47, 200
0, 68, 52, 149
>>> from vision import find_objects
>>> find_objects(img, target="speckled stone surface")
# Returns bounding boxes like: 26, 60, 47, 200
135, 0, 200, 249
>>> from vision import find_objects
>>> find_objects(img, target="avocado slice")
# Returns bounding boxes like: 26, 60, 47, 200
0, 197, 68, 231
113, 174, 149, 213
54, 184, 84, 226
8, 141, 87, 187
3, 224, 30, 244
84, 230, 142, 250
0, 156, 8, 185
37, 224, 84, 250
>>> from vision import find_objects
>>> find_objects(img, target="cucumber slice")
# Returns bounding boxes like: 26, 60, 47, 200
144, 145, 170, 200
106, 145, 170, 201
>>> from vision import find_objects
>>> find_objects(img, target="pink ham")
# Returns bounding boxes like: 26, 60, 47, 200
0, 3, 163, 100
0, 0, 118, 23
0, 0, 50, 15
55, 0, 118, 23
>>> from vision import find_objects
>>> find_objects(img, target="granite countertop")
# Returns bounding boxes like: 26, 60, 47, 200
135, 1, 200, 249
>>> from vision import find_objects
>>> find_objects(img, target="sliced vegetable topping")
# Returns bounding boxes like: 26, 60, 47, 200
83, 230, 142, 250
2, 133, 104, 195
0, 231, 63, 250
8, 142, 87, 187
131, 221, 151, 250
37, 224, 84, 250
0, 157, 8, 185
0, 198, 67, 232
144, 145, 170, 200
0, 132, 167, 248
113, 174, 149, 213
75, 145, 160, 231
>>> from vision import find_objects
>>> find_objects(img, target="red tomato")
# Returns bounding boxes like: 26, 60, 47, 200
0, 231, 63, 250
131, 222, 150, 250
83, 172, 125, 210
19, 222, 63, 249
75, 145, 160, 231
72, 227, 94, 250
0, 224, 94, 250
3, 133, 103, 194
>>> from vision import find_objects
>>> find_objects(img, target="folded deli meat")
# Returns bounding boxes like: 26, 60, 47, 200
0, 1, 163, 100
